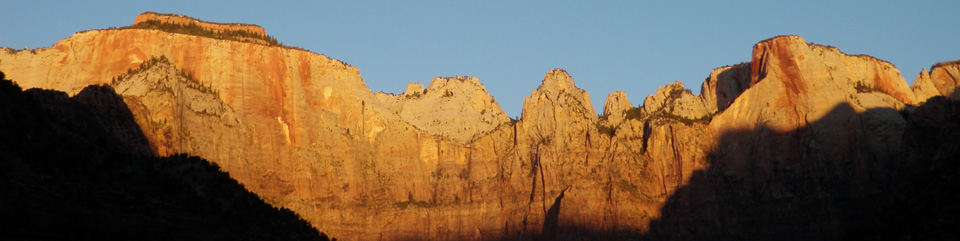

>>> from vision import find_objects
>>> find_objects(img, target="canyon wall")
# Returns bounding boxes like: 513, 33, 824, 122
2, 13, 957, 240
913, 60, 960, 101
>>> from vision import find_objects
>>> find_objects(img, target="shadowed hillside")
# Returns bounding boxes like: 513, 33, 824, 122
2, 12, 957, 239
641, 96, 960, 240
850, 94, 960, 240
0, 71, 333, 241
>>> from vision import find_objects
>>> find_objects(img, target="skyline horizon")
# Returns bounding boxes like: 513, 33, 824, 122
2, 1, 958, 116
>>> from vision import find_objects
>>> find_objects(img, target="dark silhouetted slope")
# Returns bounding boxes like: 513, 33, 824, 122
2, 13, 958, 239
0, 71, 333, 241
642, 97, 960, 241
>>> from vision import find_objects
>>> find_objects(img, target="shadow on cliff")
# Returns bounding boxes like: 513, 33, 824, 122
850, 91, 960, 240
642, 96, 960, 240
542, 187, 569, 240
0, 71, 333, 241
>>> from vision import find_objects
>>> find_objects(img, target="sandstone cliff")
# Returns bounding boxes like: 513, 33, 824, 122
0, 74, 329, 241
601, 90, 631, 126
642, 35, 916, 240
375, 76, 510, 143
520, 69, 596, 149
640, 81, 711, 121
699, 62, 751, 113
912, 60, 960, 102
2, 14, 958, 240
134, 11, 267, 36
110, 56, 243, 158
712, 35, 914, 133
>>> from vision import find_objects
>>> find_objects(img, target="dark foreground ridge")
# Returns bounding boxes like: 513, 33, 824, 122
0, 71, 333, 241
641, 95, 960, 240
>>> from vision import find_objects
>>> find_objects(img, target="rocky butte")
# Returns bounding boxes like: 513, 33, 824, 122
2, 12, 959, 240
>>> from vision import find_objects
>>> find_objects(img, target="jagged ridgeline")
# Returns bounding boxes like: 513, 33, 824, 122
0, 72, 333, 241
110, 55, 215, 94
4, 11, 960, 240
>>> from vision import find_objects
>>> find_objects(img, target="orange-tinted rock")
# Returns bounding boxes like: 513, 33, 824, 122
912, 60, 960, 102
712, 36, 912, 169
520, 69, 596, 146
134, 11, 267, 36
602, 90, 632, 126
653, 35, 916, 240
3, 14, 952, 240
641, 81, 710, 121
110, 56, 244, 160
700, 63, 751, 113
714, 35, 915, 133
378, 76, 510, 143
0, 18, 392, 240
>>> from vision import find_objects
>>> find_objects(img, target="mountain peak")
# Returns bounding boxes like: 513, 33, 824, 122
382, 76, 510, 143
6, 13, 960, 239
523, 69, 596, 120
536, 68, 577, 94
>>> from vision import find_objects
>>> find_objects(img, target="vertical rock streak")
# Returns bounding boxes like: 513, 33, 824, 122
1, 14, 952, 240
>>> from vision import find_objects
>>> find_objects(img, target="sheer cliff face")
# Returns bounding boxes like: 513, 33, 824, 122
913, 60, 960, 102
110, 57, 244, 162
2, 13, 957, 240
134, 11, 267, 36
520, 69, 596, 151
700, 63, 751, 113
711, 35, 915, 165
376, 76, 511, 143
714, 35, 915, 133
0, 28, 377, 160
640, 35, 920, 240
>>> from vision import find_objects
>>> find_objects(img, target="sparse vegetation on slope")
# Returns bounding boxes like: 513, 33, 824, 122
112, 55, 217, 95
853, 81, 882, 93
127, 19, 280, 46
931, 60, 960, 70
0, 72, 333, 241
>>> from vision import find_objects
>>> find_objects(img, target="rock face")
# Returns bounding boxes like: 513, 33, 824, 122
700, 63, 751, 113
520, 69, 596, 147
0, 75, 329, 241
134, 11, 267, 36
912, 60, 960, 102
602, 90, 631, 126
0, 14, 393, 239
641, 81, 711, 121
711, 35, 915, 132
377, 76, 510, 143
110, 56, 243, 158
644, 35, 917, 240
2, 14, 959, 240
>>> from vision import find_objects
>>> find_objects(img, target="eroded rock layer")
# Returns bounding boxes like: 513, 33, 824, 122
913, 60, 960, 102
2, 13, 958, 240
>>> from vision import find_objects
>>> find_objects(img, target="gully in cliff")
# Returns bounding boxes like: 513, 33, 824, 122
2, 11, 959, 240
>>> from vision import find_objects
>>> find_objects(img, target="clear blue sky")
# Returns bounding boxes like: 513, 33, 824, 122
2, 1, 958, 116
